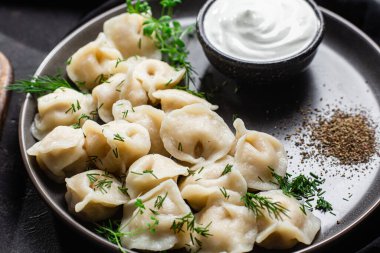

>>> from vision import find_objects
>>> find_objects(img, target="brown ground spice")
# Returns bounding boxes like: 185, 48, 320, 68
311, 111, 376, 165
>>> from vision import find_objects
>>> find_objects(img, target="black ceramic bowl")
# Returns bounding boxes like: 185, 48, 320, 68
196, 0, 325, 82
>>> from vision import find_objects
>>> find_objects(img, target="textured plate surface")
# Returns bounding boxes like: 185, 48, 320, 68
19, 2, 380, 252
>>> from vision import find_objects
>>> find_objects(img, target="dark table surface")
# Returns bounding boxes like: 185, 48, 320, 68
0, 0, 380, 252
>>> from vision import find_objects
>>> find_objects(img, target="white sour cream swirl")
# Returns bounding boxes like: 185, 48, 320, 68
204, 0, 319, 62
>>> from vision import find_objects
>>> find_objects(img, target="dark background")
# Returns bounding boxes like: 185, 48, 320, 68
0, 0, 379, 252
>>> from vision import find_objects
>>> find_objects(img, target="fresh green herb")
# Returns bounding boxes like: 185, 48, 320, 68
143, 169, 158, 179
114, 133, 125, 142
112, 148, 119, 158
126, 0, 151, 14
316, 197, 333, 212
269, 167, 333, 214
65, 100, 81, 114
137, 0, 195, 86
187, 168, 196, 176
219, 187, 230, 200
147, 215, 160, 233
115, 80, 125, 92
94, 73, 109, 84
164, 79, 173, 87
66, 56, 72, 65
177, 142, 183, 151
87, 173, 100, 183
72, 113, 90, 129
6, 74, 73, 96
154, 192, 168, 210
122, 110, 129, 119
135, 199, 146, 214
242, 192, 288, 220
220, 164, 233, 176
150, 208, 159, 215
95, 219, 128, 253
138, 38, 142, 49
299, 204, 307, 215
197, 166, 205, 174
95, 178, 113, 194
131, 171, 143, 176
171, 212, 212, 252
115, 58, 126, 68
118, 186, 129, 195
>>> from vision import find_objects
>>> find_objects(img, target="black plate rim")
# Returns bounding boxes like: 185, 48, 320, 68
18, 4, 380, 253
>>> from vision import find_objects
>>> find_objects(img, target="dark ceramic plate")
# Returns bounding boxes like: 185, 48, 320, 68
19, 1, 380, 252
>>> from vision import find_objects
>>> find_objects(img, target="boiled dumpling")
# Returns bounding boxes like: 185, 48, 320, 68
110, 56, 146, 76
120, 179, 191, 251
82, 120, 150, 175
255, 190, 321, 249
233, 119, 288, 190
65, 169, 128, 221
31, 87, 96, 140
186, 192, 257, 253
66, 33, 122, 91
92, 73, 148, 123
103, 13, 160, 59
160, 104, 235, 164
92, 74, 125, 123
132, 59, 185, 102
113, 99, 167, 155
27, 126, 87, 183
180, 156, 247, 210
125, 154, 189, 198
152, 89, 218, 112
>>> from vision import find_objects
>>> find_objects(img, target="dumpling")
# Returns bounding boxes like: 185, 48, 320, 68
66, 33, 122, 91
103, 13, 160, 59
233, 119, 288, 190
110, 56, 146, 76
113, 100, 167, 155
152, 89, 218, 112
31, 87, 96, 140
180, 156, 247, 210
65, 169, 128, 221
27, 126, 87, 183
125, 154, 189, 199
82, 120, 150, 175
132, 59, 185, 102
92, 74, 125, 123
255, 190, 321, 249
160, 104, 235, 164
186, 193, 257, 253
120, 179, 191, 251
92, 73, 148, 123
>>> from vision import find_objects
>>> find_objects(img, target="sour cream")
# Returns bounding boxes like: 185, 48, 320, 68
203, 0, 320, 62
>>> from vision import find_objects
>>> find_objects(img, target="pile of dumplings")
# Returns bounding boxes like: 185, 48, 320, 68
27, 12, 321, 253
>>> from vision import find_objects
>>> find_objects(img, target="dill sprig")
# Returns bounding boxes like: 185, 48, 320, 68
154, 192, 168, 210
219, 187, 230, 200
114, 133, 125, 142
142, 169, 158, 179
118, 186, 129, 195
95, 178, 113, 194
270, 167, 333, 213
220, 164, 233, 177
7, 74, 73, 96
126, 0, 196, 86
242, 192, 288, 220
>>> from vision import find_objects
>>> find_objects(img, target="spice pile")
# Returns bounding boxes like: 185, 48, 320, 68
311, 111, 376, 165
